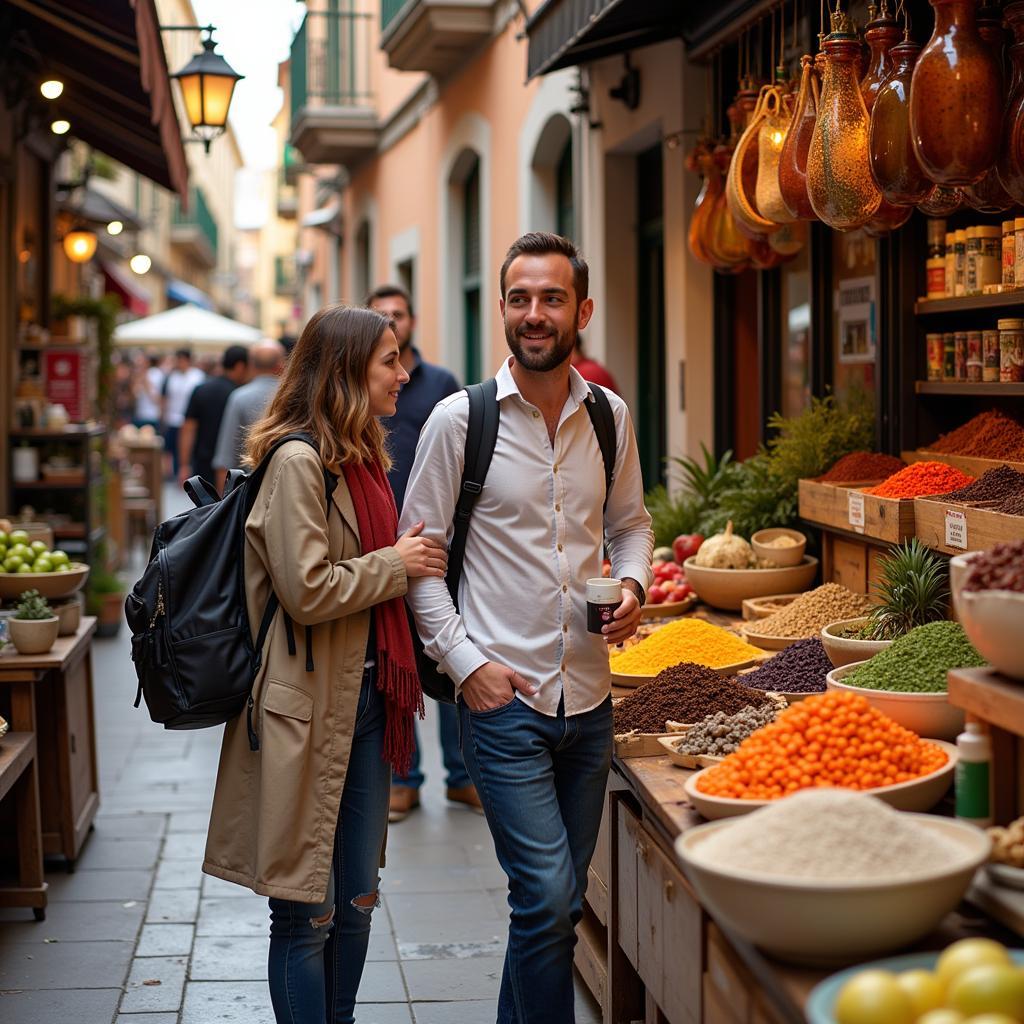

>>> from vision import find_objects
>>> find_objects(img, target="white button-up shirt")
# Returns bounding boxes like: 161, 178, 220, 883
400, 357, 654, 717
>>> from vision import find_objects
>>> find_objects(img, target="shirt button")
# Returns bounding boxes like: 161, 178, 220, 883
562, 624, 568, 632
557, 543, 563, 552
555, 504, 561, 512
562, 585, 568, 593
561, 662, 566, 672
553, 464, 559, 473
532, 411, 540, 418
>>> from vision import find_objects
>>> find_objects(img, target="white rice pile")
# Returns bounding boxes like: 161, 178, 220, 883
691, 789, 967, 881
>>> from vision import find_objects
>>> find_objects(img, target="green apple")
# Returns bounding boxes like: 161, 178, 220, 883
0, 545, 7, 562
49, 550, 69, 567
32, 558, 53, 573
53, 563, 71, 572
0, 531, 8, 546
29, 540, 47, 555
8, 544, 30, 560
9, 530, 30, 546
3, 555, 24, 572
16, 563, 34, 573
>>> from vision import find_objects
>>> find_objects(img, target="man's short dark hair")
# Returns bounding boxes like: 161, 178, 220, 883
366, 284, 414, 319
500, 232, 588, 306
222, 345, 249, 371
175, 347, 192, 361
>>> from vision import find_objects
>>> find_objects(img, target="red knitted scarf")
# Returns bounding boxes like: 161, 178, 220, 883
341, 459, 422, 774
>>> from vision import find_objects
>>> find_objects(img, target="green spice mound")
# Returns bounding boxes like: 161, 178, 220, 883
844, 621, 986, 693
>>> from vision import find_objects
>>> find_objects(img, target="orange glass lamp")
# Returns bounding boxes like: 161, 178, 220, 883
63, 228, 97, 263
171, 35, 243, 153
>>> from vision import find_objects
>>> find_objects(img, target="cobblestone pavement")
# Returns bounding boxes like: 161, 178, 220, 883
0, 486, 601, 1024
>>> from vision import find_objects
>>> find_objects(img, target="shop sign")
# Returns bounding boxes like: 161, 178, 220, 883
44, 349, 86, 422
944, 509, 968, 550
847, 491, 865, 532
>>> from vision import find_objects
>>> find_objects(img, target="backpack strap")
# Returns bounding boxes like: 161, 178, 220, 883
584, 385, 617, 511
445, 379, 500, 612
184, 476, 220, 507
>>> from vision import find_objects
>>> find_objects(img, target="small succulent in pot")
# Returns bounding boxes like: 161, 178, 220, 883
14, 589, 54, 620
9, 589, 59, 655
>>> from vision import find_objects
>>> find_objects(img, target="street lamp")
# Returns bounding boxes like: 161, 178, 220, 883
167, 27, 243, 154
63, 228, 97, 264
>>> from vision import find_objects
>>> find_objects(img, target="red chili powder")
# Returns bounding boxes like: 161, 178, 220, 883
928, 411, 1024, 461
820, 451, 906, 483
866, 461, 975, 499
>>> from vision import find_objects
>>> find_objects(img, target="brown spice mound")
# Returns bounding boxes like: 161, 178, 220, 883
821, 451, 906, 483
935, 465, 1024, 504
753, 583, 874, 640
928, 410, 1024, 461
612, 663, 772, 734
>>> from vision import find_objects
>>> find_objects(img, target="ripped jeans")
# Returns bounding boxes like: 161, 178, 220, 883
268, 668, 390, 1024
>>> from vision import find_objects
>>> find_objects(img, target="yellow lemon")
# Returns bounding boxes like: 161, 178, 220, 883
897, 969, 945, 1016
938, 941, 1013, 991
834, 970, 915, 1024
948, 964, 1024, 1019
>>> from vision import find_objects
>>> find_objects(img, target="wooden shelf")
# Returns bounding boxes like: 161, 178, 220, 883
7, 426, 104, 439
11, 479, 88, 490
916, 382, 1024, 396
949, 668, 1024, 736
915, 292, 1024, 315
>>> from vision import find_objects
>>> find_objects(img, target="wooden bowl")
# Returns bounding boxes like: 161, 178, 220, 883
683, 739, 958, 820
751, 528, 807, 568
683, 557, 819, 612
740, 626, 801, 651
741, 593, 803, 621
0, 563, 90, 601
640, 594, 697, 620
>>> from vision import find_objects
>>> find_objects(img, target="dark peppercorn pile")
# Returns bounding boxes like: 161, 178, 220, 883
740, 638, 834, 694
612, 662, 773, 734
936, 465, 1024, 505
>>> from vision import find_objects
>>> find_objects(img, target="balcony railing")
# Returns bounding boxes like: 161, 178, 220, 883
381, 0, 408, 33
171, 186, 218, 266
291, 10, 373, 124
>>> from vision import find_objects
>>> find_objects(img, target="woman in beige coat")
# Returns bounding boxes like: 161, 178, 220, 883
202, 306, 447, 1024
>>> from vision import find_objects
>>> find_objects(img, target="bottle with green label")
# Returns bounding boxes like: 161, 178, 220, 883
956, 721, 992, 828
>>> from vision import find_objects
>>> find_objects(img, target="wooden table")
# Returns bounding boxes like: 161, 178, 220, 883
122, 439, 164, 525
0, 619, 99, 868
0, 729, 46, 919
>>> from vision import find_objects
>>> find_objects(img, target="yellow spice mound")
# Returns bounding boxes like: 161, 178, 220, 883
610, 618, 761, 674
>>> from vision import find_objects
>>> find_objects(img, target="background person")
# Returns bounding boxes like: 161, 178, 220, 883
161, 348, 205, 478
132, 353, 164, 429
202, 306, 448, 1024
178, 345, 250, 486
366, 285, 477, 822
212, 338, 286, 492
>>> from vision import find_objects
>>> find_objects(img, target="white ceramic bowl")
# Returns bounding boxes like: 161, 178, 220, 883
960, 589, 1024, 680
949, 551, 983, 621
826, 661, 964, 740
684, 739, 958, 820
683, 556, 819, 612
675, 813, 990, 966
751, 528, 807, 568
820, 617, 893, 668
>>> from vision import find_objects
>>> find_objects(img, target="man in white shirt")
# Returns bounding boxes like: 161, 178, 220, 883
401, 232, 653, 1024
161, 348, 205, 478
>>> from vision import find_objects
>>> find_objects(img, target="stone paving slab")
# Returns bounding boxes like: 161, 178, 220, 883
92, 813, 168, 839
135, 923, 196, 957
120, 954, 188, 1013
180, 980, 273, 1024
0, 988, 122, 1023
196, 897, 270, 937
146, 888, 200, 925
384, 892, 505, 945
117, 1014, 179, 1024
43, 868, 154, 903
76, 837, 162, 871
0, 899, 145, 944
399, 955, 505, 1001
161, 833, 207, 861
190, 936, 266, 981
0, 938, 133, 990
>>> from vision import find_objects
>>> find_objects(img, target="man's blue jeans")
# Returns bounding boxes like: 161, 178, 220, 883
458, 693, 612, 1024
267, 668, 390, 1024
392, 702, 471, 790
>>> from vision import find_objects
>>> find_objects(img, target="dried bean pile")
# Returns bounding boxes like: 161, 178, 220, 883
929, 410, 1024, 461
752, 584, 873, 640
965, 540, 1024, 593
612, 662, 773, 734
935, 465, 1024, 504
676, 704, 778, 757
741, 638, 834, 693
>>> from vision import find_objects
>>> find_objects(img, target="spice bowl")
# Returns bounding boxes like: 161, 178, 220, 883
820, 618, 893, 668
958, 589, 1024, 681
949, 551, 983, 621
751, 528, 807, 568
675, 812, 989, 966
683, 556, 819, 612
825, 662, 965, 740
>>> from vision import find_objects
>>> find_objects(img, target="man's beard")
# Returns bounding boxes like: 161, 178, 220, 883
505, 321, 576, 373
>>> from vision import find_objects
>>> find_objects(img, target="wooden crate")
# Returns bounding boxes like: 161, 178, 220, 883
799, 478, 914, 542
904, 449, 1024, 477
915, 498, 1024, 555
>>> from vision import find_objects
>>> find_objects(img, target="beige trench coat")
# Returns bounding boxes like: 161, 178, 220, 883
202, 441, 407, 902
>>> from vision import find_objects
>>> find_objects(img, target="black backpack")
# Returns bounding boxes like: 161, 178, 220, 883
125, 433, 335, 750
417, 378, 616, 704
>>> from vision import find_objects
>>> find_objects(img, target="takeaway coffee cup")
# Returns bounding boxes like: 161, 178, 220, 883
587, 578, 623, 634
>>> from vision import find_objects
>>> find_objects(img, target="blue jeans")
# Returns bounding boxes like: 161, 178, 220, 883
267, 669, 390, 1024
392, 702, 470, 790
459, 694, 612, 1024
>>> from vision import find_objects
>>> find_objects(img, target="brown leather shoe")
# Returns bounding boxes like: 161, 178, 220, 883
389, 786, 420, 822
446, 785, 484, 814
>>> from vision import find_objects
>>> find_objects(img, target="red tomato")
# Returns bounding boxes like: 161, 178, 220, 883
672, 534, 704, 563
647, 585, 667, 605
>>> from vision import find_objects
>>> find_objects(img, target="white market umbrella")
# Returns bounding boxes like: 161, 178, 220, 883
113, 303, 265, 354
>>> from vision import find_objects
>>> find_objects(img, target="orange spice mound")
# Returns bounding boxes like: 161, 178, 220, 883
865, 461, 974, 499
694, 691, 948, 801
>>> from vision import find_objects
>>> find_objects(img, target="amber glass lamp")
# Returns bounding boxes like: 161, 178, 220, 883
779, 55, 820, 220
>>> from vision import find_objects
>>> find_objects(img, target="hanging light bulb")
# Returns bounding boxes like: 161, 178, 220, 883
130, 254, 152, 275
106, 221, 124, 236
40, 80, 64, 100
756, 87, 796, 224
807, 9, 882, 230
62, 229, 97, 263
50, 120, 70, 136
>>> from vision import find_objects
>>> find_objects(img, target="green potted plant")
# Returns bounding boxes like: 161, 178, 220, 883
9, 589, 59, 655
86, 568, 124, 638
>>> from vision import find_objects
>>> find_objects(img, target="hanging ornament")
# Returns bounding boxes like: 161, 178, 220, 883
756, 84, 797, 223
727, 79, 785, 238
779, 55, 821, 220
996, 1, 1024, 204
910, 0, 1002, 186
769, 219, 809, 255
707, 105, 751, 272
870, 39, 932, 204
807, 9, 882, 230
687, 142, 718, 265
917, 183, 965, 214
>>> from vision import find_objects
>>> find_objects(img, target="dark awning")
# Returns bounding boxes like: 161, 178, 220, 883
58, 186, 145, 233
6, 0, 189, 198
525, 0, 684, 79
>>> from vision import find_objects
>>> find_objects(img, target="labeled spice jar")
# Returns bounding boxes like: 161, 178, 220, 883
984, 329, 1001, 381
943, 331, 956, 380
955, 228, 967, 296
967, 330, 983, 381
976, 225, 1002, 291
945, 232, 957, 295
1004, 220, 1017, 287
1000, 318, 1024, 382
965, 227, 980, 294
927, 332, 944, 380
926, 256, 946, 298
955, 330, 968, 379
1016, 218, 1024, 286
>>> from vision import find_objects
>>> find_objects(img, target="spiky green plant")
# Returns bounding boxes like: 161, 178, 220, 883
645, 485, 703, 548
861, 539, 950, 641
14, 589, 53, 621
667, 445, 740, 506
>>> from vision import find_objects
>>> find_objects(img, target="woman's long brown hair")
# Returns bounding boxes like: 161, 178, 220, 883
245, 304, 393, 471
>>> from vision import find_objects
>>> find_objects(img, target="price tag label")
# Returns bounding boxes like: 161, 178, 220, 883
945, 509, 968, 550
847, 491, 865, 532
